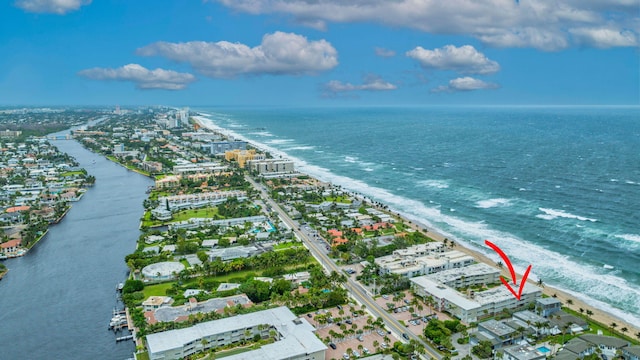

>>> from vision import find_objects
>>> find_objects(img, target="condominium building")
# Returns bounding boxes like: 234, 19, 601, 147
158, 190, 247, 211
411, 274, 542, 323
247, 158, 295, 175
201, 140, 248, 155
376, 246, 475, 278
225, 149, 266, 168
146, 306, 327, 360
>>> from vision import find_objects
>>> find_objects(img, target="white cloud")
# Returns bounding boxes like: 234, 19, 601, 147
406, 45, 500, 74
15, 0, 90, 14
213, 0, 639, 50
324, 75, 397, 95
375, 47, 396, 58
432, 77, 499, 92
78, 64, 196, 90
570, 27, 638, 48
137, 31, 338, 78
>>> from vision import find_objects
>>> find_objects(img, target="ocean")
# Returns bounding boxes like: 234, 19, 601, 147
195, 106, 640, 325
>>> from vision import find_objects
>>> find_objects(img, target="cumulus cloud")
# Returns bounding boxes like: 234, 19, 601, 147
432, 77, 499, 92
212, 0, 639, 50
570, 27, 638, 48
375, 47, 396, 58
137, 31, 338, 78
323, 75, 397, 96
15, 0, 90, 14
406, 45, 500, 74
78, 64, 196, 90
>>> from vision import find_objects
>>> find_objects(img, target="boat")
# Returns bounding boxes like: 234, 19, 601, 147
603, 264, 614, 270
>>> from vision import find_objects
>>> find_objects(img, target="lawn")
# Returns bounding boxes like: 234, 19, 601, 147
172, 207, 219, 222
143, 282, 176, 298
216, 346, 255, 358
59, 170, 84, 177
324, 196, 352, 204
135, 352, 150, 360
273, 241, 302, 251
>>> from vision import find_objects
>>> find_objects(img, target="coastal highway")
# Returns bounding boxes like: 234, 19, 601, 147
246, 176, 442, 360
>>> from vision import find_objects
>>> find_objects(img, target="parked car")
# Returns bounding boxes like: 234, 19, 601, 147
329, 343, 337, 349
403, 333, 410, 340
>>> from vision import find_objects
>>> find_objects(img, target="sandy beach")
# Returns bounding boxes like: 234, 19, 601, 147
193, 115, 640, 338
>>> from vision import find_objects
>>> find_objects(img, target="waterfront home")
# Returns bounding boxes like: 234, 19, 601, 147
502, 344, 545, 360
1, 239, 22, 256
142, 296, 174, 311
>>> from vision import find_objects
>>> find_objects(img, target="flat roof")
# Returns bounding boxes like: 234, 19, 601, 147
474, 282, 542, 305
503, 344, 544, 360
146, 306, 326, 359
480, 319, 516, 337
427, 263, 499, 284
411, 276, 480, 311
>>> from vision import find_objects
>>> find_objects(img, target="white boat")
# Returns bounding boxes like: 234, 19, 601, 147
603, 264, 614, 270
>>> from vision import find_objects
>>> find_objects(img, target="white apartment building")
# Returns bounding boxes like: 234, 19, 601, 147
158, 190, 247, 211
146, 306, 326, 360
247, 159, 295, 175
375, 246, 475, 278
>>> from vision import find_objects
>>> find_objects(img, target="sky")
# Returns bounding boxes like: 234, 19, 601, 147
1, 0, 639, 106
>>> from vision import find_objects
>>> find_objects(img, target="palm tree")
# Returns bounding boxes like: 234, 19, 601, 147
635, 332, 640, 341
586, 309, 593, 319
610, 322, 618, 335
537, 278, 544, 287
566, 299, 574, 307
620, 327, 628, 336
579, 308, 584, 316
497, 261, 504, 268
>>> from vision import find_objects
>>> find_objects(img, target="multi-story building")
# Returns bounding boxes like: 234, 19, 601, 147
247, 158, 295, 175
146, 306, 326, 360
376, 248, 475, 278
158, 190, 247, 211
201, 140, 247, 155
411, 275, 542, 323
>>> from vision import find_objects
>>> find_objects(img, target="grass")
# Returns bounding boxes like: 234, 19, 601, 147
143, 282, 176, 298
135, 351, 150, 360
143, 207, 219, 227
59, 170, 84, 177
273, 241, 302, 251
324, 196, 352, 204
216, 346, 255, 358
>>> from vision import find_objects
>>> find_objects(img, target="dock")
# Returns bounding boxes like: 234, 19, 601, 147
115, 335, 133, 342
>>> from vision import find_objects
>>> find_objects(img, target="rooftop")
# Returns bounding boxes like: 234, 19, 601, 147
410, 276, 480, 311
503, 344, 544, 360
146, 306, 326, 359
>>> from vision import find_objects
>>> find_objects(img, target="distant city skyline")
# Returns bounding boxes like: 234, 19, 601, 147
1, 0, 638, 106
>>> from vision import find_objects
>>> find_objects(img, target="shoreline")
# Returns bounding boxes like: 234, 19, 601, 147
192, 114, 640, 337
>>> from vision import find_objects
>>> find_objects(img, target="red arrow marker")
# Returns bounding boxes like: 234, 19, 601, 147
485, 240, 532, 300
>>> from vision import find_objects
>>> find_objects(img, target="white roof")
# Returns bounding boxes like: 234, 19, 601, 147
411, 276, 481, 311
146, 306, 326, 359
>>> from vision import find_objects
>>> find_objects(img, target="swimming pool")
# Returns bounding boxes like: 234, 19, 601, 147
537, 346, 551, 354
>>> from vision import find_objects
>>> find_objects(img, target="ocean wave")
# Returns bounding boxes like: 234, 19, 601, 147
265, 139, 294, 145
417, 179, 449, 189
345, 156, 358, 163
283, 146, 315, 151
363, 168, 374, 172
248, 131, 274, 137
537, 208, 597, 222
476, 198, 512, 209
193, 113, 640, 325
616, 234, 640, 244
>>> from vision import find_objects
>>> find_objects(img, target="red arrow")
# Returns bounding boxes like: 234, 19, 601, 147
485, 239, 532, 300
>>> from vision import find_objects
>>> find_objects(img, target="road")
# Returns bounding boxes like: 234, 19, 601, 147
246, 176, 442, 360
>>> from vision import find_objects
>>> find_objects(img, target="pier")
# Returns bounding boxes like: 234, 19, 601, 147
115, 335, 133, 342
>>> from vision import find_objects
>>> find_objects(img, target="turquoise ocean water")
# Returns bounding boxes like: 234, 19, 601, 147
196, 106, 640, 325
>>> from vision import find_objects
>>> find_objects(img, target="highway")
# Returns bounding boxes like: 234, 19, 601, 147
246, 176, 442, 360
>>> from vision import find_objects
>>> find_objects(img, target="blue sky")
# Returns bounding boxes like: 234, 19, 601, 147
1, 0, 638, 106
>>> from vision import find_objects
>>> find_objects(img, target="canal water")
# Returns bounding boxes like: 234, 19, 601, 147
0, 131, 152, 359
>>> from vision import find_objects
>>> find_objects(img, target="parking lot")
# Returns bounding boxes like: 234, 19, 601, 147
302, 304, 399, 360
